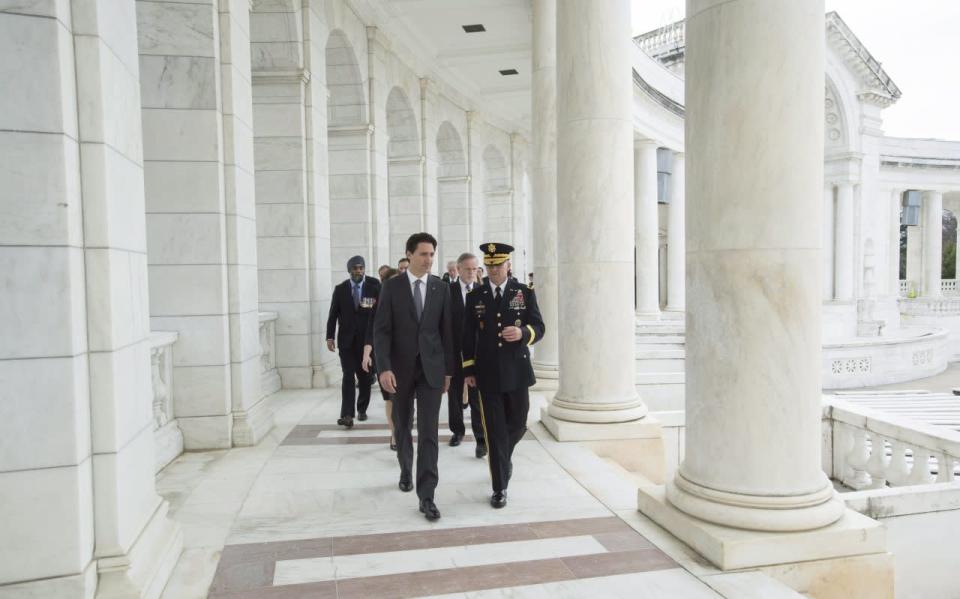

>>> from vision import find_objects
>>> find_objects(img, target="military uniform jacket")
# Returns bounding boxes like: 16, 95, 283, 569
461, 278, 545, 393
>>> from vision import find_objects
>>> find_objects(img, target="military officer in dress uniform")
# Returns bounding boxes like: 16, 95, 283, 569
462, 243, 545, 509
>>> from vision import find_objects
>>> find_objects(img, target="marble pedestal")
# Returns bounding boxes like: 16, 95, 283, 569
637, 484, 886, 570
232, 396, 275, 447
541, 408, 661, 442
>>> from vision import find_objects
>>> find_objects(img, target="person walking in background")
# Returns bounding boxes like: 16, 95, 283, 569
326, 256, 381, 428
442, 260, 458, 283
462, 243, 545, 509
397, 257, 410, 274
447, 252, 486, 458
374, 233, 454, 521
363, 267, 400, 451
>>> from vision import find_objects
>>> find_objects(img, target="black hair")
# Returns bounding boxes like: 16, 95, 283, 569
405, 232, 438, 255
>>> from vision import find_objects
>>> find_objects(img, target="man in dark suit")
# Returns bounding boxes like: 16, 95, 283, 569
326, 255, 381, 428
463, 243, 545, 509
374, 232, 454, 521
448, 252, 486, 457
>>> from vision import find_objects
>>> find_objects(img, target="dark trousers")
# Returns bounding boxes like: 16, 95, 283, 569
478, 388, 530, 493
393, 358, 442, 500
448, 371, 485, 445
339, 340, 372, 418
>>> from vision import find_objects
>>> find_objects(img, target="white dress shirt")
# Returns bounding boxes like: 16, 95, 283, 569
459, 279, 475, 304
407, 269, 430, 311
488, 279, 506, 298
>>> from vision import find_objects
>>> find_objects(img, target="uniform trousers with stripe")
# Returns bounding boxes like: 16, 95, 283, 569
478, 388, 529, 493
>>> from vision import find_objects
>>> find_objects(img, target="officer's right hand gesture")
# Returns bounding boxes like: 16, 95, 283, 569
464, 375, 476, 388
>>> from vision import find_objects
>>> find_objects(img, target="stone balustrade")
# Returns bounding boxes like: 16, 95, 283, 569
899, 296, 960, 315
943, 279, 958, 295
634, 20, 685, 55
825, 396, 960, 491
259, 311, 282, 397
150, 331, 183, 472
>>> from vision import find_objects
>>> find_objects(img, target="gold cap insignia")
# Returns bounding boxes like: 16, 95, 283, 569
487, 243, 496, 253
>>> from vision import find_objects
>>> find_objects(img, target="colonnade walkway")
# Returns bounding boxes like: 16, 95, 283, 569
155, 389, 794, 598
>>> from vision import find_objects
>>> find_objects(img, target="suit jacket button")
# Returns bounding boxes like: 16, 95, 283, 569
497, 313, 501, 317
498, 342, 502, 347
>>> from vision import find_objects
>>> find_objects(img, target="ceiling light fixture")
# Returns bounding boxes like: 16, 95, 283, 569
499, 69, 519, 76
462, 24, 486, 33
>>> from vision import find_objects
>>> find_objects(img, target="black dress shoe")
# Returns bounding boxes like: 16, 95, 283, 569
448, 434, 463, 447
337, 417, 354, 428
490, 491, 507, 509
357, 412, 368, 421
475, 444, 487, 459
399, 480, 413, 492
419, 498, 441, 521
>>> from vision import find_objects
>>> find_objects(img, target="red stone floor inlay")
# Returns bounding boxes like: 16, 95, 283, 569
208, 517, 677, 598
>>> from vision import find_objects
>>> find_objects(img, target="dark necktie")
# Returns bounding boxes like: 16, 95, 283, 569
495, 286, 502, 303
353, 283, 361, 310
414, 280, 424, 321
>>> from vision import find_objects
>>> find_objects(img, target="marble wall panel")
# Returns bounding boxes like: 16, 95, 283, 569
0, 355, 90, 472
139, 55, 217, 109
177, 414, 232, 450
0, 13, 76, 135
0, 246, 86, 360
258, 269, 310, 303
251, 41, 302, 69
254, 136, 306, 171
253, 103, 304, 137
258, 236, 310, 269
0, 132, 82, 246
256, 170, 305, 204
141, 108, 221, 162
226, 264, 261, 314
257, 303, 305, 336
90, 425, 159, 550
87, 340, 154, 453
149, 315, 231, 366
144, 161, 223, 213
171, 365, 231, 417
147, 213, 226, 265
249, 11, 301, 43
276, 333, 311, 367
229, 309, 263, 363
136, 1, 216, 58
256, 202, 307, 237
329, 172, 369, 199
330, 196, 372, 223
0, 460, 94, 585
148, 264, 229, 316
79, 143, 148, 252
226, 214, 259, 265
84, 248, 151, 351
72, 0, 141, 75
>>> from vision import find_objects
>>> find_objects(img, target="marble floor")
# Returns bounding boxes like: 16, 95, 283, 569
157, 388, 792, 598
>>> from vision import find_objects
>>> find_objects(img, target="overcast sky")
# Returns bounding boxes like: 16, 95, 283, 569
631, 0, 960, 140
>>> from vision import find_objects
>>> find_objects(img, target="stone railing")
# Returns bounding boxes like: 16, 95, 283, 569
825, 397, 960, 490
943, 279, 958, 295
899, 296, 960, 316
259, 311, 281, 397
899, 280, 910, 296
150, 331, 183, 473
634, 20, 685, 56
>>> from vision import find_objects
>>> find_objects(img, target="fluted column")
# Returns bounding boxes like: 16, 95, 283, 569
635, 141, 661, 318
550, 0, 645, 424
823, 184, 835, 300
834, 182, 854, 300
666, 152, 685, 312
664, 0, 843, 531
531, 0, 560, 385
922, 190, 943, 297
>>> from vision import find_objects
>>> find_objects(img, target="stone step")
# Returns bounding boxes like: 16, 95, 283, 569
636, 358, 686, 373
636, 334, 686, 345
634, 348, 686, 360
636, 372, 685, 384
636, 342, 686, 353
635, 321, 686, 335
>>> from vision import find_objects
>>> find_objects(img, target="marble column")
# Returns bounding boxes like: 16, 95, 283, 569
663, 0, 844, 531
0, 2, 180, 594
834, 182, 854, 300
822, 184, 835, 300
635, 140, 661, 318
531, 0, 560, 386
549, 0, 646, 425
922, 190, 944, 297
666, 152, 685, 312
